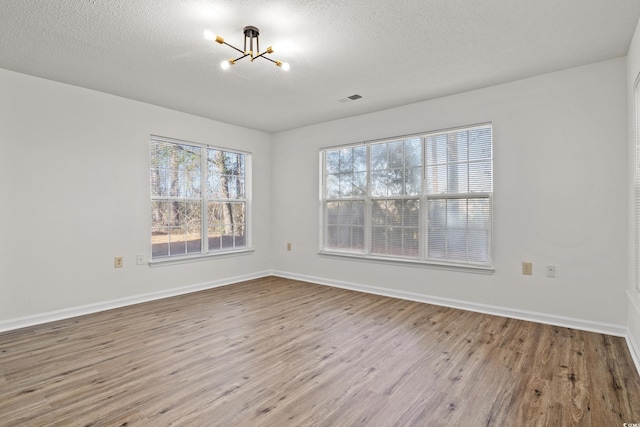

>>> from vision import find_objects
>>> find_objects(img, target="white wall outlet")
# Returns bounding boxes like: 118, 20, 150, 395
546, 265, 556, 278
522, 262, 532, 275
114, 256, 124, 268
136, 254, 145, 265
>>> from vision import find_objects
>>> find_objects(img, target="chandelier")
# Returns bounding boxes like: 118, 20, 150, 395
204, 26, 290, 71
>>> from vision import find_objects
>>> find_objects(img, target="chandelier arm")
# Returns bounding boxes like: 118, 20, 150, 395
253, 51, 273, 61
223, 42, 245, 55
232, 53, 250, 62
260, 56, 279, 64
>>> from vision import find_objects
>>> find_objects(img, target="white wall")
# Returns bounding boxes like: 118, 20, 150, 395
0, 56, 631, 334
272, 58, 628, 329
0, 68, 272, 326
627, 17, 640, 360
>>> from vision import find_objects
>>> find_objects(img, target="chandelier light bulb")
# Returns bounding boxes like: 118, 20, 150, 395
281, 62, 290, 71
203, 29, 215, 41
220, 60, 230, 70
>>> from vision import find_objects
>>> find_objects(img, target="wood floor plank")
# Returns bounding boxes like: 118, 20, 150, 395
1, 276, 639, 426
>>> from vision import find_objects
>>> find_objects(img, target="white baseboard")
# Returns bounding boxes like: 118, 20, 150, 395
626, 330, 640, 378
626, 290, 640, 377
272, 270, 628, 337
0, 270, 272, 333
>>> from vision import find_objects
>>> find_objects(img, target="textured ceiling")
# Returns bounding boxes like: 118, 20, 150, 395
1, 0, 639, 133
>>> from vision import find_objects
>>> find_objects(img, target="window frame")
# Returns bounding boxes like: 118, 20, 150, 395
635, 73, 640, 292
318, 123, 493, 272
150, 135, 252, 265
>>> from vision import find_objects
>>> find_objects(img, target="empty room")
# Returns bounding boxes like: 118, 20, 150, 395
3, 0, 640, 425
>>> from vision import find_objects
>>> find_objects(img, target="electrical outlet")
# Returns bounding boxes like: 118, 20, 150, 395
136, 254, 145, 265
546, 265, 556, 278
114, 256, 124, 268
522, 262, 532, 275
287, 242, 292, 251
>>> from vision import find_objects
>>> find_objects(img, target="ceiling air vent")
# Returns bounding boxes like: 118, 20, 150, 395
337, 94, 363, 103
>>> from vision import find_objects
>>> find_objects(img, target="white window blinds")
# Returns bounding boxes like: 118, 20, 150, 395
426, 126, 492, 264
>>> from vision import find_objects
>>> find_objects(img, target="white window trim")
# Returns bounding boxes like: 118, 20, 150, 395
150, 135, 252, 264
635, 74, 640, 292
318, 123, 493, 272
317, 250, 494, 274
149, 248, 255, 267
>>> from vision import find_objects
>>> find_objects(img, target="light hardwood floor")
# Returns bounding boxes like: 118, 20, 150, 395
1, 276, 639, 426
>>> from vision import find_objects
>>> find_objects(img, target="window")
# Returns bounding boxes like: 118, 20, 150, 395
150, 135, 250, 260
320, 123, 492, 269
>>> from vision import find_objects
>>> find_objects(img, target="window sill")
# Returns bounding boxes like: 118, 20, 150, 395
149, 248, 254, 267
317, 250, 494, 275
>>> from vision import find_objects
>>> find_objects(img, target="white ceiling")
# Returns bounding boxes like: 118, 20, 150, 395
1, 1, 639, 133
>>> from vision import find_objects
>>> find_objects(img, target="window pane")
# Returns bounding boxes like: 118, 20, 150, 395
388, 141, 403, 168
427, 196, 491, 264
353, 146, 367, 172
446, 229, 468, 261
339, 148, 353, 173
326, 202, 339, 225
371, 143, 388, 170
352, 202, 365, 226
324, 201, 364, 251
352, 226, 365, 249
326, 174, 340, 198
339, 203, 354, 225
372, 169, 405, 197
371, 199, 420, 258
469, 161, 492, 193
469, 127, 492, 161
150, 141, 201, 198
340, 173, 357, 198
428, 199, 446, 228
448, 131, 468, 163
208, 201, 245, 251
208, 149, 245, 199
427, 165, 447, 194
468, 198, 491, 229
325, 146, 366, 199
426, 134, 447, 165
447, 163, 468, 193
403, 199, 420, 227
447, 199, 466, 228
327, 225, 339, 247
403, 228, 420, 257
404, 138, 422, 167
371, 139, 422, 197
353, 171, 366, 196
326, 150, 340, 174
151, 200, 169, 258
467, 230, 489, 263
427, 228, 446, 259
427, 126, 492, 196
166, 201, 202, 255
405, 167, 422, 195
371, 170, 388, 197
